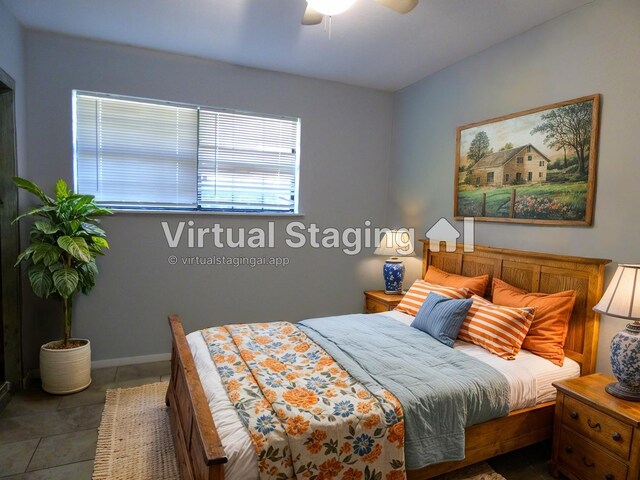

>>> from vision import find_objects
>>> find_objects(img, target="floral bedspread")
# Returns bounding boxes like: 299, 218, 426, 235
201, 322, 406, 480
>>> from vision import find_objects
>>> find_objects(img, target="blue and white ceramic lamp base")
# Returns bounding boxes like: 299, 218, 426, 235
607, 321, 640, 402
383, 258, 405, 294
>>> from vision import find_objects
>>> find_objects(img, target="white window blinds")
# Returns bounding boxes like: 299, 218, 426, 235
74, 94, 198, 208
198, 110, 299, 212
73, 92, 300, 213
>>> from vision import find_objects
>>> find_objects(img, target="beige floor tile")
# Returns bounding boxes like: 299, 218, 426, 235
0, 390, 60, 419
27, 429, 97, 472
114, 361, 170, 382
3, 460, 94, 480
57, 389, 105, 409
0, 404, 103, 444
0, 438, 40, 477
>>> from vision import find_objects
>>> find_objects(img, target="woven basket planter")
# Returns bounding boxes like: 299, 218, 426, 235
40, 339, 92, 394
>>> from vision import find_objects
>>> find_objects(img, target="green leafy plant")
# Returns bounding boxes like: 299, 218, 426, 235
12, 177, 112, 348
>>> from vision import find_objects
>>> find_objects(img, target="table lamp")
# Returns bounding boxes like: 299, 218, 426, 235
374, 230, 415, 294
593, 264, 640, 402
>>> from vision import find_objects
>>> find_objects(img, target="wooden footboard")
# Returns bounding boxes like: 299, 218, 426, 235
167, 315, 226, 480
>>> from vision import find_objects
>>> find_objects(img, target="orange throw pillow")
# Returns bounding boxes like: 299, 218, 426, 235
491, 278, 577, 366
424, 266, 489, 297
395, 280, 469, 317
458, 295, 535, 360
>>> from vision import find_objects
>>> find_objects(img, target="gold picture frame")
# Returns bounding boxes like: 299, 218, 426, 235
454, 94, 600, 225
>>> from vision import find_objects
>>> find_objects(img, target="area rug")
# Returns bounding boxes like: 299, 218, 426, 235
434, 462, 507, 480
93, 381, 506, 480
93, 381, 179, 480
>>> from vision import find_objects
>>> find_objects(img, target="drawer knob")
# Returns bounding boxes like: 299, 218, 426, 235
582, 457, 595, 468
587, 419, 601, 431
564, 446, 573, 454
611, 432, 622, 441
569, 411, 579, 419
605, 474, 614, 480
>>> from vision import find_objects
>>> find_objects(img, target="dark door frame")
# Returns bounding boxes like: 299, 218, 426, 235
0, 66, 22, 396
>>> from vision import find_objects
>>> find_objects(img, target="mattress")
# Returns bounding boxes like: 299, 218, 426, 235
186, 310, 580, 480
384, 310, 581, 407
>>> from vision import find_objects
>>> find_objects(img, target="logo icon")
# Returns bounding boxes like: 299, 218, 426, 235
425, 217, 475, 253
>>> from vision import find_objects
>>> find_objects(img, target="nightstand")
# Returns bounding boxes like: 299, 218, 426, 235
364, 290, 404, 314
551, 373, 640, 480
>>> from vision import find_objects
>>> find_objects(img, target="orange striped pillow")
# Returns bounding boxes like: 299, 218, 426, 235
458, 295, 536, 359
395, 280, 469, 317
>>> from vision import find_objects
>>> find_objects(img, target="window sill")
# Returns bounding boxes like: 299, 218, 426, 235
107, 208, 305, 218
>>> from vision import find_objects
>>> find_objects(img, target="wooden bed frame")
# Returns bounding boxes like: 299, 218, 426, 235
166, 242, 610, 480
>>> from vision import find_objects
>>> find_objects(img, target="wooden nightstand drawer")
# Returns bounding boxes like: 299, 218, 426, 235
551, 375, 640, 480
558, 426, 628, 480
366, 298, 391, 313
363, 291, 404, 314
563, 396, 632, 459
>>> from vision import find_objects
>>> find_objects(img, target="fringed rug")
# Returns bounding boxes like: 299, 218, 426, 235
434, 462, 507, 480
93, 382, 179, 480
93, 381, 506, 480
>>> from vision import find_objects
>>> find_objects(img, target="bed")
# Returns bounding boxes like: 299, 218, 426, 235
166, 242, 610, 480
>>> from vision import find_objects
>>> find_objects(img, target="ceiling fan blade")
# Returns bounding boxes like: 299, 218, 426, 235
302, 5, 324, 25
374, 0, 418, 14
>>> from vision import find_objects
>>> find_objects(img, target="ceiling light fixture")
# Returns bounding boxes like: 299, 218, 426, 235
301, 0, 418, 27
305, 0, 357, 16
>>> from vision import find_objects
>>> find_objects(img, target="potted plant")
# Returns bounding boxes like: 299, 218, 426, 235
13, 177, 112, 394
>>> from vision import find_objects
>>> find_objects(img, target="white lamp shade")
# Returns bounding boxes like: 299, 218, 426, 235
374, 230, 415, 257
306, 0, 357, 16
593, 264, 640, 320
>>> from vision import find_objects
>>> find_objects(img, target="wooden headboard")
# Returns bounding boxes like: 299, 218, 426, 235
419, 241, 610, 375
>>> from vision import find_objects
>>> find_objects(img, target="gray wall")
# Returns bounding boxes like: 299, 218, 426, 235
388, 0, 640, 375
22, 31, 393, 368
20, 0, 639, 373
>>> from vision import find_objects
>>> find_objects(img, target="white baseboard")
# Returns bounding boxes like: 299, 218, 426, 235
25, 353, 172, 382
91, 352, 171, 369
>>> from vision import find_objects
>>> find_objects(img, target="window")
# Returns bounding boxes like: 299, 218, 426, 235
504, 173, 510, 183
475, 177, 481, 185
516, 172, 522, 181
528, 171, 533, 181
517, 156, 524, 164
487, 172, 494, 184
539, 172, 543, 178
528, 155, 532, 161
540, 161, 545, 167
73, 92, 300, 213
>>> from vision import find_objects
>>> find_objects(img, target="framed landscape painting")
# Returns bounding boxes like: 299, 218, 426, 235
454, 94, 600, 225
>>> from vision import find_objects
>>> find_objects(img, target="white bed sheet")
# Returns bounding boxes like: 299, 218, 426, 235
186, 311, 580, 480
383, 310, 581, 407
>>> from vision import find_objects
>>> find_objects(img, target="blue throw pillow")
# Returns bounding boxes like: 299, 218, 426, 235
411, 292, 473, 347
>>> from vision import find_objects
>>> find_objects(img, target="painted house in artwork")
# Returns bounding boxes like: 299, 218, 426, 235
469, 144, 550, 187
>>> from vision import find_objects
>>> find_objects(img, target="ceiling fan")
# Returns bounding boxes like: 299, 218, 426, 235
302, 0, 418, 25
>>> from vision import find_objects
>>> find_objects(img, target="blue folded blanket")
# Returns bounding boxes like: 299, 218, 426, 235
299, 313, 510, 469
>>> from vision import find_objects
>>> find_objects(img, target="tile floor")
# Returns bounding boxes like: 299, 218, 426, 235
0, 360, 556, 479
0, 361, 170, 479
